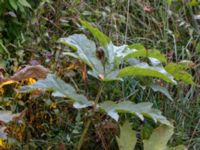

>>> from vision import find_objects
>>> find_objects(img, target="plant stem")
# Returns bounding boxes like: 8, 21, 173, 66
76, 84, 103, 150
94, 83, 104, 105
77, 119, 91, 150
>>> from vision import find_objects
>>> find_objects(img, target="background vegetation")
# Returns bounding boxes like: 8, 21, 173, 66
0, 0, 199, 149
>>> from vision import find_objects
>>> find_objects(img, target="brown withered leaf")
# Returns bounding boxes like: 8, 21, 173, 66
143, 5, 155, 13
10, 65, 49, 81
81, 62, 88, 83
13, 109, 27, 121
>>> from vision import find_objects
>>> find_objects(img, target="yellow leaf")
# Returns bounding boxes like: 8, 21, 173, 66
67, 64, 79, 70
50, 102, 57, 109
0, 80, 17, 88
0, 139, 6, 149
27, 78, 36, 85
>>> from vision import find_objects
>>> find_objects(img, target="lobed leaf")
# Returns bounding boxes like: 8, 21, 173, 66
20, 74, 93, 108
119, 63, 177, 84
143, 125, 186, 150
60, 34, 122, 81
116, 121, 137, 150
100, 101, 172, 126
165, 63, 194, 85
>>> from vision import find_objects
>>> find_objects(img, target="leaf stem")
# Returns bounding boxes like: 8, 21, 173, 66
94, 83, 104, 105
76, 84, 103, 150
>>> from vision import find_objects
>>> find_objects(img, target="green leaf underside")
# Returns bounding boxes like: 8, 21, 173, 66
116, 121, 137, 150
119, 63, 176, 84
0, 111, 19, 123
150, 84, 173, 101
100, 101, 172, 126
0, 111, 20, 139
60, 34, 121, 81
20, 74, 93, 108
165, 63, 194, 85
0, 127, 7, 139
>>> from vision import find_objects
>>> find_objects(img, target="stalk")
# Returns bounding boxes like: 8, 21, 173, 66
76, 84, 103, 150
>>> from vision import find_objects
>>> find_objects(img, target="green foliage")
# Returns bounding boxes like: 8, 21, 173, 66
21, 74, 93, 108
60, 21, 193, 86
119, 63, 176, 84
59, 21, 133, 81
20, 20, 187, 149
59, 34, 109, 80
187, 0, 200, 7
165, 63, 194, 85
100, 101, 171, 126
150, 84, 173, 101
117, 122, 186, 150
0, 0, 39, 60
80, 20, 110, 47
127, 44, 167, 63
196, 43, 200, 53
143, 125, 186, 150
1, 0, 197, 147
116, 121, 137, 150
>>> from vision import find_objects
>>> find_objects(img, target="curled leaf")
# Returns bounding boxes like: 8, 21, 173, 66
10, 65, 49, 81
100, 101, 172, 126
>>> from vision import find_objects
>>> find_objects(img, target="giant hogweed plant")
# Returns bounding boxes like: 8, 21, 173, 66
16, 20, 193, 149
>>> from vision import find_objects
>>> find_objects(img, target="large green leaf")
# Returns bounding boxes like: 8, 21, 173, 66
127, 44, 167, 63
143, 125, 186, 150
116, 121, 137, 150
118, 63, 177, 84
99, 101, 172, 126
59, 34, 121, 81
165, 63, 194, 85
20, 74, 93, 108
60, 34, 104, 75
143, 125, 173, 150
81, 20, 132, 64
